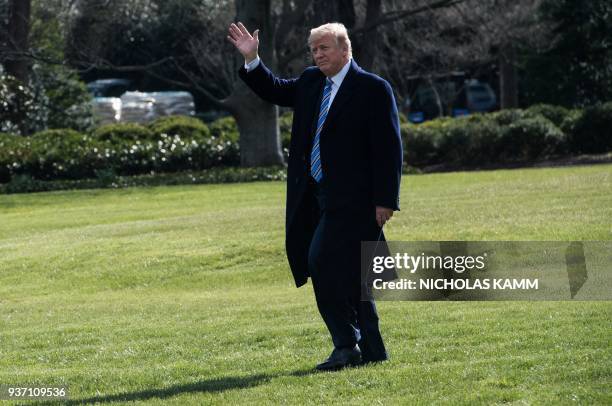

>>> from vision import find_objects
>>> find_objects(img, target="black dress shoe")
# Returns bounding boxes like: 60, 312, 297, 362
315, 345, 362, 371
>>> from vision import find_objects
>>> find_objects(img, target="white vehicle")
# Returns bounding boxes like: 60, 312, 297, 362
91, 90, 196, 124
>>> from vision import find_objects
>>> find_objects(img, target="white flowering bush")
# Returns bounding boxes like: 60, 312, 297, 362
32, 64, 95, 133
0, 119, 240, 183
0, 73, 47, 135
1, 65, 94, 135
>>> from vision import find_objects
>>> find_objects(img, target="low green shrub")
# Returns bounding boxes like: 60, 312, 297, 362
403, 122, 443, 167
2, 103, 609, 185
0, 125, 241, 183
435, 118, 474, 164
209, 116, 239, 143
0, 166, 287, 194
3, 174, 41, 194
27, 129, 102, 180
92, 132, 239, 176
404, 111, 568, 167
489, 109, 532, 126
461, 119, 503, 165
461, 112, 492, 125
568, 102, 612, 154
206, 117, 241, 166
404, 116, 503, 167
560, 109, 583, 136
497, 116, 566, 161
148, 115, 211, 139
93, 123, 155, 143
0, 133, 28, 182
209, 114, 287, 162
526, 104, 570, 127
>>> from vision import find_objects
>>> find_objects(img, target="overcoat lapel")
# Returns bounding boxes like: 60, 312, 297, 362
321, 60, 360, 134
302, 71, 326, 152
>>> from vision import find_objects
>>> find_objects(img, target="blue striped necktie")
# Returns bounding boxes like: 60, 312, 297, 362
311, 78, 333, 182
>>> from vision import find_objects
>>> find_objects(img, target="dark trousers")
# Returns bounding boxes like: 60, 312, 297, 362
307, 178, 388, 362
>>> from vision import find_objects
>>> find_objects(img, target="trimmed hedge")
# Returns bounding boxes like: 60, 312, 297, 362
403, 103, 611, 168
0, 119, 238, 183
2, 104, 611, 185
0, 133, 29, 183
210, 113, 290, 159
525, 104, 570, 127
560, 109, 583, 136
26, 129, 102, 180
568, 102, 612, 154
489, 109, 532, 126
0, 130, 103, 182
93, 123, 155, 143
148, 115, 211, 139
497, 116, 566, 161
209, 116, 239, 143
203, 116, 240, 165
1, 166, 287, 194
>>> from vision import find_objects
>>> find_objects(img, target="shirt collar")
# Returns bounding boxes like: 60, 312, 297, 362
328, 59, 352, 88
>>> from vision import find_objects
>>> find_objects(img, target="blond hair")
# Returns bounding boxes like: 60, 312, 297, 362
308, 22, 352, 58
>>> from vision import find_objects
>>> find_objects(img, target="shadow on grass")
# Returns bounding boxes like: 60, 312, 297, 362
31, 368, 316, 405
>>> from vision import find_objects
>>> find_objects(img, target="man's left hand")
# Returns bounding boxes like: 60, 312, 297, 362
376, 206, 393, 228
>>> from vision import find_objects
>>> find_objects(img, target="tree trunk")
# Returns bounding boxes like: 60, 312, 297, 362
499, 44, 518, 109
357, 0, 382, 71
232, 86, 283, 166
5, 0, 31, 83
337, 0, 356, 28
311, 0, 355, 27
234, 0, 284, 166
65, 0, 114, 65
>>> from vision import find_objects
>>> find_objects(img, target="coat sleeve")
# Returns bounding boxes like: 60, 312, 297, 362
238, 60, 297, 108
368, 79, 403, 211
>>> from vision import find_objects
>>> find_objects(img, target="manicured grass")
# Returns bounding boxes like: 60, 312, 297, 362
0, 164, 611, 405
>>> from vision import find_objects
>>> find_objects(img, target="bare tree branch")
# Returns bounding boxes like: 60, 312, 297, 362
352, 0, 468, 36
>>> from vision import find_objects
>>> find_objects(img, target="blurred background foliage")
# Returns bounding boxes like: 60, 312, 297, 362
0, 0, 611, 174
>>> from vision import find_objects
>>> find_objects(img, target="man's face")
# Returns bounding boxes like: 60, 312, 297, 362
310, 34, 349, 77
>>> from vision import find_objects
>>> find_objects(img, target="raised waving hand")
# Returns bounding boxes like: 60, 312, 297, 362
227, 22, 259, 63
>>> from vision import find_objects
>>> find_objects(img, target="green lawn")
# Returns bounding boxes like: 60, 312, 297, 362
0, 164, 611, 405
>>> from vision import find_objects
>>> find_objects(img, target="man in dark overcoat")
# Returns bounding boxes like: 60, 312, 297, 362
228, 21, 402, 370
